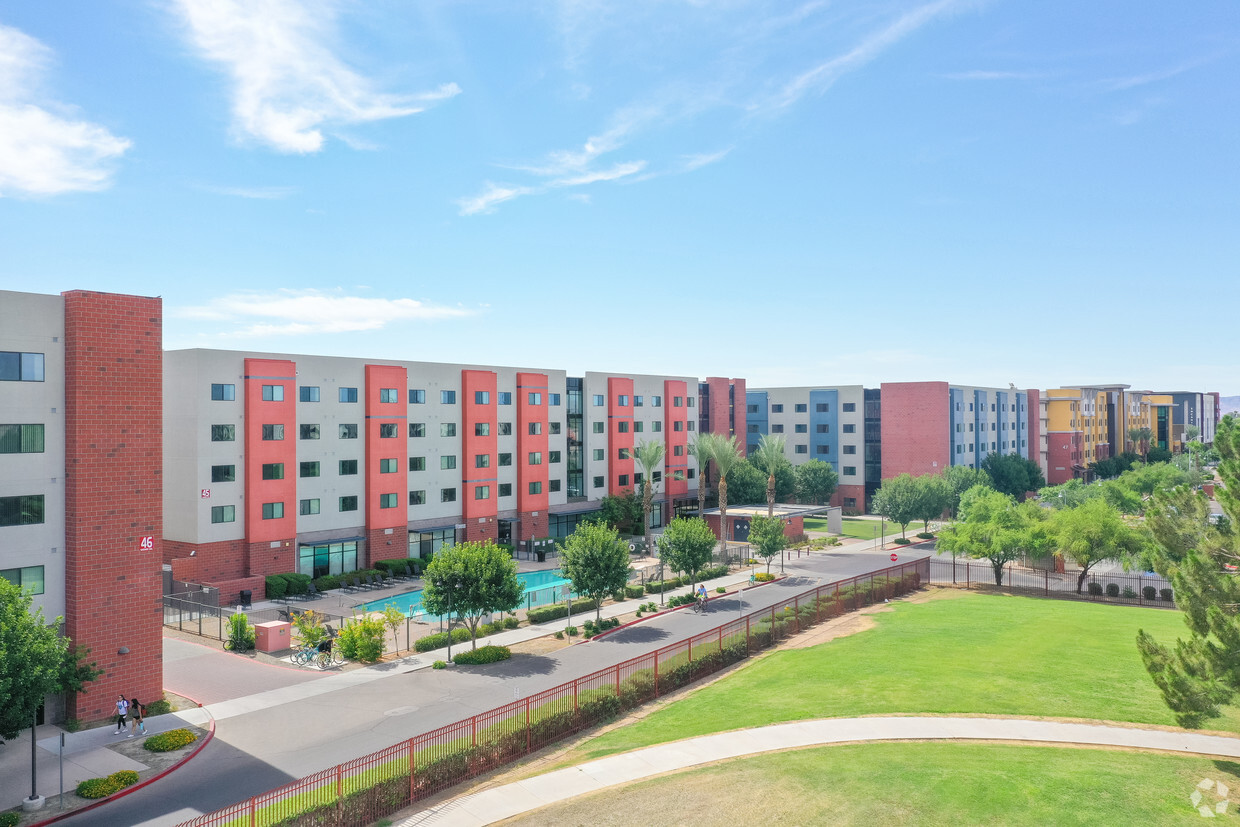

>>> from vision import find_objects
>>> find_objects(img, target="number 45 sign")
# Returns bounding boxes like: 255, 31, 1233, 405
139, 536, 154, 551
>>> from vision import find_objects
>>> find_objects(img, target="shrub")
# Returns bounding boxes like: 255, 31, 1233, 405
754, 572, 776, 582
291, 608, 327, 649
282, 572, 312, 596
610, 591, 625, 603
414, 627, 472, 653
1122, 586, 1137, 599
337, 614, 386, 662
264, 574, 288, 600
1161, 588, 1174, 602
226, 612, 255, 651
635, 610, 642, 617
554, 631, 564, 639
1087, 582, 1103, 596
144, 728, 197, 752
625, 585, 645, 599
527, 598, 598, 624
1142, 585, 1157, 600
145, 697, 172, 716
716, 586, 726, 594
452, 645, 511, 665
1105, 583, 1120, 598
432, 660, 446, 669
64, 718, 82, 733
312, 574, 342, 591
76, 770, 139, 799
0, 813, 18, 827
915, 532, 934, 540
892, 537, 912, 545
503, 616, 519, 629
566, 625, 579, 636
667, 593, 695, 608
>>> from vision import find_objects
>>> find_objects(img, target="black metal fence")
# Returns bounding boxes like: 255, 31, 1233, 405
928, 558, 1176, 608
162, 596, 352, 641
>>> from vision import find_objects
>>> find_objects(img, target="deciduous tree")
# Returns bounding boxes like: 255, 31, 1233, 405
559, 521, 631, 624
981, 452, 1046, 499
1051, 497, 1151, 593
748, 514, 788, 574
871, 474, 921, 538
935, 488, 1036, 585
422, 541, 523, 650
943, 465, 990, 517
795, 459, 839, 506
658, 517, 718, 594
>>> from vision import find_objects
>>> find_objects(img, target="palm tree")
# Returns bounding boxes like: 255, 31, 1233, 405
688, 433, 715, 518
751, 433, 786, 517
632, 439, 665, 553
1129, 427, 1153, 462
710, 434, 745, 555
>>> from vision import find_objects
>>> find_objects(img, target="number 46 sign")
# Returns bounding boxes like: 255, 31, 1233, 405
139, 536, 154, 551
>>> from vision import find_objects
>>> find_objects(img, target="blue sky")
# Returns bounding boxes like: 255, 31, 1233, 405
1, 1, 1236, 394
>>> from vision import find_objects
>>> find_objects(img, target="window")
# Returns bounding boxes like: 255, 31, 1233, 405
410, 423, 425, 437
652, 471, 662, 483
593, 394, 605, 406
409, 456, 426, 472
379, 423, 398, 438
211, 424, 235, 442
550, 450, 561, 463
673, 470, 685, 481
795, 403, 807, 413
619, 422, 630, 433
618, 395, 629, 406
499, 483, 512, 497
475, 391, 490, 404
262, 463, 284, 480
634, 396, 643, 407
673, 421, 683, 432
687, 421, 695, 431
550, 479, 562, 492
673, 445, 684, 456
339, 424, 358, 439
816, 403, 829, 413
592, 422, 605, 433
549, 421, 561, 435
687, 398, 695, 407
498, 392, 513, 405
652, 396, 661, 407
674, 396, 683, 407
410, 490, 426, 505
617, 448, 629, 460
550, 393, 562, 405
528, 422, 542, 435
843, 497, 857, 509
529, 452, 543, 465
409, 389, 426, 404
817, 445, 830, 454
300, 461, 319, 478
339, 460, 358, 475
748, 443, 759, 453
0, 424, 44, 453
528, 392, 542, 405
529, 481, 542, 494
794, 424, 807, 433
380, 458, 398, 473
441, 455, 457, 470
593, 448, 605, 461
499, 453, 513, 466
262, 502, 284, 520
475, 454, 490, 468
211, 464, 235, 483
299, 424, 319, 440
262, 384, 284, 401
300, 498, 320, 515
842, 424, 857, 434
441, 390, 456, 404
634, 421, 644, 433
842, 403, 856, 412
795, 444, 808, 454
771, 424, 784, 433
262, 424, 284, 441
498, 422, 513, 436
747, 404, 759, 414
339, 496, 358, 512
380, 493, 398, 509
380, 388, 399, 403
440, 423, 457, 437
653, 421, 662, 432
618, 474, 629, 487
211, 383, 235, 401
843, 466, 857, 476
210, 505, 235, 524
441, 488, 457, 503
475, 423, 490, 436
687, 468, 696, 479
593, 475, 605, 488
843, 445, 857, 455
475, 485, 490, 500
816, 424, 830, 434
771, 404, 783, 413
339, 387, 358, 403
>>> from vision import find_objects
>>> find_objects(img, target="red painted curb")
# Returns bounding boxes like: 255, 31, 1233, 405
27, 695, 217, 827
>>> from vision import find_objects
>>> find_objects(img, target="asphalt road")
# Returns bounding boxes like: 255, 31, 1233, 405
65, 551, 914, 827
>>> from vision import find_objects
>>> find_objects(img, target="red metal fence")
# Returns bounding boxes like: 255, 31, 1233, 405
178, 558, 928, 827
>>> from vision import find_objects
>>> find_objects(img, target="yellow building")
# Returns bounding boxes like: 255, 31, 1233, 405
1044, 388, 1110, 484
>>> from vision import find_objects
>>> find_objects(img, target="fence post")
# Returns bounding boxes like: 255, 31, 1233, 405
966, 562, 970, 589
793, 596, 800, 634
615, 664, 620, 697
472, 715, 477, 747
718, 626, 722, 652
1044, 569, 1048, 597
250, 797, 257, 827
336, 765, 343, 819
745, 615, 751, 655
574, 678, 579, 710
408, 738, 416, 803
655, 650, 660, 696
526, 698, 531, 754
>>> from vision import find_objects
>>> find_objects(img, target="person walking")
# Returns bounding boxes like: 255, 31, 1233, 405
128, 697, 145, 737
114, 695, 129, 734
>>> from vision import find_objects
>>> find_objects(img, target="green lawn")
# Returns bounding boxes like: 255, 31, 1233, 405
804, 516, 911, 539
570, 591, 1240, 761
505, 743, 1238, 826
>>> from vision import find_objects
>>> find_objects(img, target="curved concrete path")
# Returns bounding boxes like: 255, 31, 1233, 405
397, 716, 1240, 826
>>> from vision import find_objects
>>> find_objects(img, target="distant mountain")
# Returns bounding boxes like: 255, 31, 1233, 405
1222, 396, 1240, 416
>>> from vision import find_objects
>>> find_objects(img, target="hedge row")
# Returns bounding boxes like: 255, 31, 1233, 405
452, 645, 511, 665
144, 728, 197, 752
527, 598, 600, 624
76, 770, 139, 799
413, 617, 519, 652
374, 558, 428, 578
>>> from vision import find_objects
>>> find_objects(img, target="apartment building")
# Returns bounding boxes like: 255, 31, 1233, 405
0, 290, 163, 722
1042, 384, 1177, 484
162, 350, 705, 602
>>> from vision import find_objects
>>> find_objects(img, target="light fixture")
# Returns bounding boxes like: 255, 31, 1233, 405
117, 646, 130, 655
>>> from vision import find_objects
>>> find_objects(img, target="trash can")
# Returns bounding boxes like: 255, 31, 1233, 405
239, 589, 252, 609
535, 551, 546, 563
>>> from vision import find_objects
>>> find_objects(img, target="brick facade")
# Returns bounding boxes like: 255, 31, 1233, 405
879, 381, 951, 478
62, 290, 164, 722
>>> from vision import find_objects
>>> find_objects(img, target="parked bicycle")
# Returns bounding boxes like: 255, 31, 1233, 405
291, 642, 319, 666
315, 639, 342, 668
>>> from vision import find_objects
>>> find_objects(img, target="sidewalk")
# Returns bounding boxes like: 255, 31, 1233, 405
396, 716, 1240, 826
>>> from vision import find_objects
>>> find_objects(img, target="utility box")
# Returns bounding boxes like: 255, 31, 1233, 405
255, 621, 292, 653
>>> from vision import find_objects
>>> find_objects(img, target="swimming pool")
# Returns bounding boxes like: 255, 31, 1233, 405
358, 569, 576, 619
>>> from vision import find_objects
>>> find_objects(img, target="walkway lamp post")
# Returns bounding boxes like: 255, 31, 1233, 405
445, 581, 461, 662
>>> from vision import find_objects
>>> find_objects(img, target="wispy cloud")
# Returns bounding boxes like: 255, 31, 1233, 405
199, 184, 297, 199
943, 70, 1047, 81
680, 149, 731, 172
173, 288, 476, 337
170, 0, 460, 153
456, 160, 647, 216
758, 0, 971, 112
0, 24, 131, 197
1097, 57, 1211, 92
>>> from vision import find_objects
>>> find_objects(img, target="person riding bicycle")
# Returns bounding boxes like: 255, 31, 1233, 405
696, 584, 708, 610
